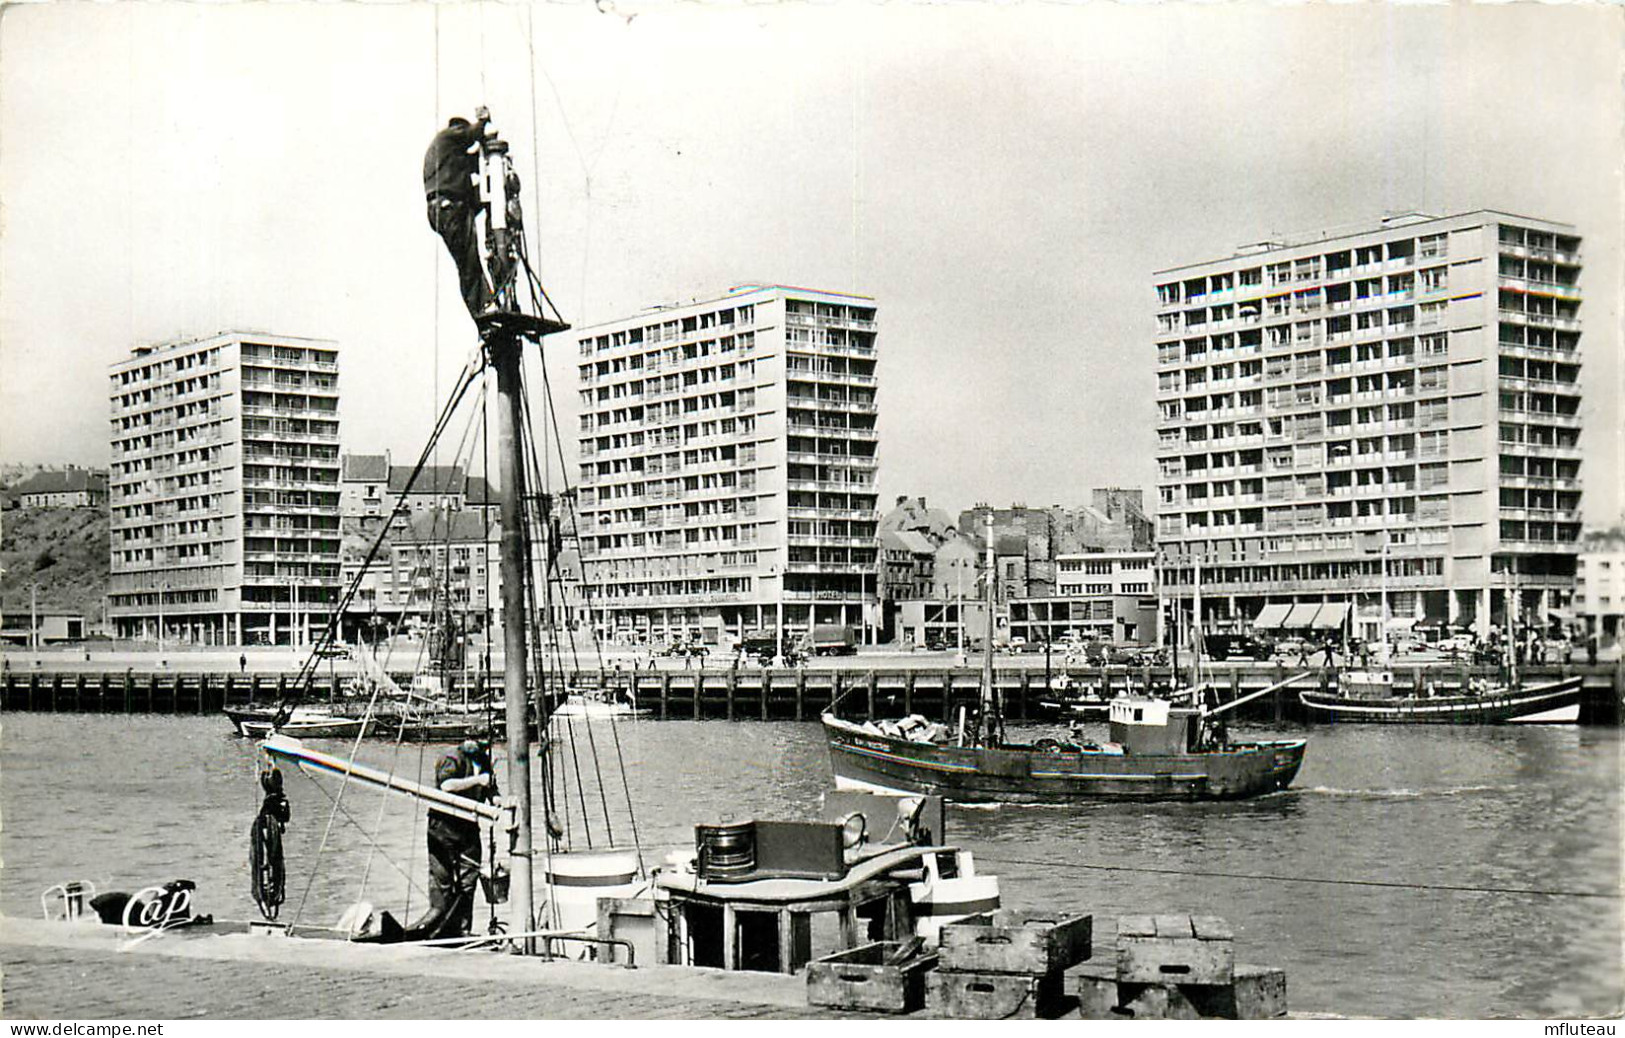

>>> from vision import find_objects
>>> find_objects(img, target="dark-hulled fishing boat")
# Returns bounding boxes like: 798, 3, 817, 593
823, 697, 1306, 803
823, 520, 1308, 804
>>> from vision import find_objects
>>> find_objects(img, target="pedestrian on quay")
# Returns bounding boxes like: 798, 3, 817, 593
1297, 641, 1311, 668
1588, 634, 1599, 666
409, 728, 497, 940
240, 653, 248, 675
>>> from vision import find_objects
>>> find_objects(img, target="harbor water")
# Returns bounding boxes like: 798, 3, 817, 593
2, 712, 1619, 1018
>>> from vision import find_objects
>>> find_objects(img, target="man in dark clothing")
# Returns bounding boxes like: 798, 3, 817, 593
424, 111, 494, 321
409, 732, 497, 940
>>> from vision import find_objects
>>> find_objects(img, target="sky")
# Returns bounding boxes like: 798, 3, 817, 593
1, 1, 1620, 525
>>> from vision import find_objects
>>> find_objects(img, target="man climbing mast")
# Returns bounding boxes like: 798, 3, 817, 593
423, 109, 494, 321
426, 106, 569, 340
425, 106, 569, 951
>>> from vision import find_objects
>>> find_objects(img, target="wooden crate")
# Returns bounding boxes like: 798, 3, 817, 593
925, 968, 1066, 1020
807, 941, 938, 1014
1067, 961, 1287, 1020
937, 910, 1092, 976
1117, 914, 1234, 985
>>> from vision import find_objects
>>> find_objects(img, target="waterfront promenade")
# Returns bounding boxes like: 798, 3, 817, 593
0, 915, 866, 1020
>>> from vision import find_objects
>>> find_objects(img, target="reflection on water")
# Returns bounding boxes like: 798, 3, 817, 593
2, 714, 1619, 1017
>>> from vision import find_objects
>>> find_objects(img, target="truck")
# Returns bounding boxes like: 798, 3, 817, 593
810, 624, 858, 657
740, 629, 780, 663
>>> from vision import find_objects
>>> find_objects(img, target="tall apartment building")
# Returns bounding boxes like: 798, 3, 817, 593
1154, 211, 1582, 640
575, 285, 879, 643
108, 332, 342, 645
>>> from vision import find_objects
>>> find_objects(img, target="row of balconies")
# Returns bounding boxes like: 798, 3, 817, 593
1499, 474, 1581, 491
1498, 440, 1583, 459
786, 369, 878, 389
1499, 408, 1582, 429
1498, 275, 1582, 300
1498, 243, 1582, 266
786, 420, 877, 439
1497, 309, 1581, 332
1497, 374, 1581, 396
785, 311, 879, 332
786, 396, 879, 415
1498, 506, 1582, 523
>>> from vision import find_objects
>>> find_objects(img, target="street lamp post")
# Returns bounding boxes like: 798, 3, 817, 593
30, 582, 39, 652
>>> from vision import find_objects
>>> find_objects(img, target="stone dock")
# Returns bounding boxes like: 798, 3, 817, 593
4, 660, 1622, 724
0, 915, 870, 1020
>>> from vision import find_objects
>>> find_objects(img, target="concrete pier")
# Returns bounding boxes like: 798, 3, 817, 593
0, 915, 867, 1020
2, 661, 1621, 724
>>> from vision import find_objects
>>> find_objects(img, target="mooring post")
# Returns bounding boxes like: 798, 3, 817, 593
941, 669, 955, 723
903, 671, 914, 716
725, 669, 736, 722
660, 672, 671, 720
692, 672, 702, 720
866, 671, 876, 720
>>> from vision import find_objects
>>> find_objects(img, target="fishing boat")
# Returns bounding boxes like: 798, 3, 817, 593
1299, 672, 1584, 724
1298, 567, 1584, 724
823, 521, 1309, 803
241, 111, 671, 958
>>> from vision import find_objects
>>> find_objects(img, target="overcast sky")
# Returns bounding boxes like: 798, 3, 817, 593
1, 2, 1619, 524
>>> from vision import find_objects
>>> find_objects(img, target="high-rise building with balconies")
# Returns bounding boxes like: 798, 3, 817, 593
1153, 211, 1582, 641
108, 332, 342, 645
574, 285, 879, 644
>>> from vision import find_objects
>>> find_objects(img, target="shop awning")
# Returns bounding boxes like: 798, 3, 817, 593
1253, 603, 1292, 630
1312, 603, 1351, 629
1284, 603, 1322, 628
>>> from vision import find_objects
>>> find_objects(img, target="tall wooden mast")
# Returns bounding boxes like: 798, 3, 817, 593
476, 118, 570, 951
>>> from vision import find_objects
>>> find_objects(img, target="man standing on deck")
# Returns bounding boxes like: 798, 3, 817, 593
423, 109, 495, 322
411, 729, 497, 939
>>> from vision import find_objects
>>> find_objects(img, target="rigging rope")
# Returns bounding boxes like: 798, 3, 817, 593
974, 854, 1622, 901
249, 766, 290, 920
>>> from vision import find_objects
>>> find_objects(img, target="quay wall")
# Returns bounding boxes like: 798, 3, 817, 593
2, 662, 1621, 725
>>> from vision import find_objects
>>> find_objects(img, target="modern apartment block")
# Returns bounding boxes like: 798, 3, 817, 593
575, 285, 878, 644
108, 332, 342, 645
1154, 211, 1582, 640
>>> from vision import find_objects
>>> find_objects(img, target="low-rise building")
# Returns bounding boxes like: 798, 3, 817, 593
1577, 529, 1625, 642
14, 468, 107, 509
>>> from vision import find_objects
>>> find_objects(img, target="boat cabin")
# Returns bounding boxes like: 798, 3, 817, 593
1107, 697, 1203, 755
1336, 669, 1395, 699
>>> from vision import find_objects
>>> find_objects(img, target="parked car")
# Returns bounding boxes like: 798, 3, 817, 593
1435, 634, 1475, 658
1204, 633, 1272, 662
1269, 638, 1308, 662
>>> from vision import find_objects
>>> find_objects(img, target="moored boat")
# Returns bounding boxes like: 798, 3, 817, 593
239, 714, 372, 740
1298, 673, 1583, 724
551, 690, 651, 719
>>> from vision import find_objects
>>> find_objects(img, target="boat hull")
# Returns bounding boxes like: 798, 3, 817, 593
1298, 675, 1584, 724
239, 717, 372, 740
822, 716, 1304, 803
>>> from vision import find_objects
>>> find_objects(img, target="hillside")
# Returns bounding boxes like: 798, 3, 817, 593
0, 507, 110, 619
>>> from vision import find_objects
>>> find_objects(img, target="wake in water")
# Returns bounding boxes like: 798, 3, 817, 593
1291, 783, 1511, 800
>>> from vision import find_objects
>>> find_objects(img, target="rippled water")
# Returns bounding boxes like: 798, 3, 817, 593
2, 713, 1619, 1018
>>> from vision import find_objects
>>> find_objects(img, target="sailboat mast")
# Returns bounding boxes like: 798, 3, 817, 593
982, 512, 997, 744
1191, 553, 1202, 689
491, 333, 536, 950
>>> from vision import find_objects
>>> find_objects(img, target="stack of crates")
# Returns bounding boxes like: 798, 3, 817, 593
924, 911, 1093, 1020
1066, 915, 1288, 1019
